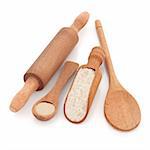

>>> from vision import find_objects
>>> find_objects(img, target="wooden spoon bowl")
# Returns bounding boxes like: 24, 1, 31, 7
104, 89, 141, 131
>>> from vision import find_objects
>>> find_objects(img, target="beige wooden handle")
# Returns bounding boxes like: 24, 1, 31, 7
95, 20, 118, 83
10, 77, 39, 112
87, 46, 104, 70
71, 11, 89, 32
50, 61, 79, 97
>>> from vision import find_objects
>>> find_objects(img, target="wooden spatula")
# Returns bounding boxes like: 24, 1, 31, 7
95, 20, 141, 131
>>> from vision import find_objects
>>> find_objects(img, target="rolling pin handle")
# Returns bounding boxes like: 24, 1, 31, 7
10, 77, 39, 112
71, 11, 89, 32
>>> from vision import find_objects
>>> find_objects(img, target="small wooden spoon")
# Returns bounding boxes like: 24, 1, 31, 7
32, 61, 79, 121
95, 20, 141, 131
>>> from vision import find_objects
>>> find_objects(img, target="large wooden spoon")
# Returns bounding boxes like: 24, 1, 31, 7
95, 20, 141, 131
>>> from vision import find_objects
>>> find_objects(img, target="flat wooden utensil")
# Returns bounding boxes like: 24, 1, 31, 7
32, 61, 79, 121
95, 20, 141, 131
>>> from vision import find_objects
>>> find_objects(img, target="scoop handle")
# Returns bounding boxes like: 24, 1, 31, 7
87, 46, 104, 70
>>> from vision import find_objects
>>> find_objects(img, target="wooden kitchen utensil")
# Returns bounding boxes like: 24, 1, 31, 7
95, 20, 141, 131
64, 47, 104, 123
10, 12, 89, 112
32, 61, 79, 121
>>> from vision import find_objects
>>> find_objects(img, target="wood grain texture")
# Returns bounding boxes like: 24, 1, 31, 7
10, 12, 89, 112
95, 20, 141, 131
64, 47, 104, 123
32, 61, 79, 121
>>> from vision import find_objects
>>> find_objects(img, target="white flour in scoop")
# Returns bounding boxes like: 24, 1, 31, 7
65, 68, 95, 122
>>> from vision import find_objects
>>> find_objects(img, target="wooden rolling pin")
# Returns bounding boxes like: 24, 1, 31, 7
10, 12, 89, 112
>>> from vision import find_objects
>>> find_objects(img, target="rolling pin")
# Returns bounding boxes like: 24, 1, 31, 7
10, 12, 89, 112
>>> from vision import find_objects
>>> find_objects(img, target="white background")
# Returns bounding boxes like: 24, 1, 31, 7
0, 0, 149, 149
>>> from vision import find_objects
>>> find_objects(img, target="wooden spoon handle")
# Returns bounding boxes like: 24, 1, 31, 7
95, 20, 118, 84
50, 61, 79, 97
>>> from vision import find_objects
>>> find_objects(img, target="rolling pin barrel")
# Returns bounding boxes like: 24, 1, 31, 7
24, 27, 78, 90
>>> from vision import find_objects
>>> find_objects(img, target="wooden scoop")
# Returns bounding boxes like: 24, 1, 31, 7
32, 61, 79, 121
95, 20, 141, 131
64, 47, 104, 123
